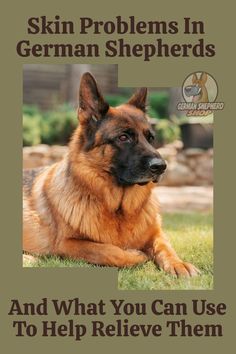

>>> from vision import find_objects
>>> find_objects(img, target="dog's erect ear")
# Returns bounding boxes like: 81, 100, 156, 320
79, 72, 109, 119
200, 72, 208, 84
128, 88, 148, 112
192, 73, 198, 84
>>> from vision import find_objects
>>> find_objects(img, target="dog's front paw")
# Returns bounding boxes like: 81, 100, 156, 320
125, 249, 148, 266
160, 258, 200, 277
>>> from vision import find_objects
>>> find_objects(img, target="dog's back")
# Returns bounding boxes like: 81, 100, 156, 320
23, 167, 46, 196
23, 164, 57, 255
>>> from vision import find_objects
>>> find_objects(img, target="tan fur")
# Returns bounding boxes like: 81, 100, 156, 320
192, 72, 209, 103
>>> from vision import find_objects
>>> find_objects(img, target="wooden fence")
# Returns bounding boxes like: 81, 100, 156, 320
23, 64, 119, 110
23, 64, 180, 117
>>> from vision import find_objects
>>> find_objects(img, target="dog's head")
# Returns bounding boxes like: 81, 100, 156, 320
184, 72, 208, 101
74, 72, 166, 186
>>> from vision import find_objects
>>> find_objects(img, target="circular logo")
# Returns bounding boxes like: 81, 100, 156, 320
182, 72, 218, 103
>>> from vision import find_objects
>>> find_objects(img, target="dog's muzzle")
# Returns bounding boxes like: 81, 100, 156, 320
148, 157, 167, 175
184, 85, 201, 97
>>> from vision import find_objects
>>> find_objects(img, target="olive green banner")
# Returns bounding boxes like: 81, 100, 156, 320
0, 0, 235, 353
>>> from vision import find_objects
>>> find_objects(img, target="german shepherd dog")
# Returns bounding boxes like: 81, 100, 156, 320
23, 73, 199, 277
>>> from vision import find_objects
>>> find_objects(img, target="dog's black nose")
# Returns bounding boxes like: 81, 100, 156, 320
148, 158, 167, 174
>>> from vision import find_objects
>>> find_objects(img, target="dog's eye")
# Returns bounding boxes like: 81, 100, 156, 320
147, 134, 155, 143
118, 134, 130, 142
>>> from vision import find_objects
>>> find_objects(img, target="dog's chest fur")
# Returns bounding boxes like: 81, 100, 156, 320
28, 158, 158, 251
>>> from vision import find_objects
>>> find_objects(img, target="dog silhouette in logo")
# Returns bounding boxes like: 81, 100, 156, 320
184, 72, 209, 103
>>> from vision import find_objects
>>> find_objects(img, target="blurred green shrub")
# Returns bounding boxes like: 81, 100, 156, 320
22, 104, 40, 117
147, 107, 158, 119
23, 114, 41, 146
148, 91, 169, 118
23, 105, 77, 146
41, 110, 77, 145
105, 95, 127, 107
155, 119, 180, 145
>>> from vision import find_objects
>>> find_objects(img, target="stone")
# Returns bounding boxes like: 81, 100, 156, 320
186, 157, 197, 169
154, 186, 213, 213
50, 145, 68, 160
196, 154, 210, 164
28, 144, 50, 157
184, 148, 205, 157
23, 144, 59, 169
161, 162, 196, 186
195, 158, 213, 183
158, 147, 177, 161
176, 153, 188, 165
166, 139, 183, 151
207, 148, 214, 157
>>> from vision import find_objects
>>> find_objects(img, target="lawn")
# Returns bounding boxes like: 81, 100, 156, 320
23, 212, 213, 290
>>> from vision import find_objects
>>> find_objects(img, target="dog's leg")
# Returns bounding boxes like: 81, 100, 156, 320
146, 232, 200, 277
56, 239, 148, 267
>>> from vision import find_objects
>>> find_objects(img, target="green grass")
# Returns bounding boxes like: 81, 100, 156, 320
119, 213, 213, 290
23, 213, 213, 290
